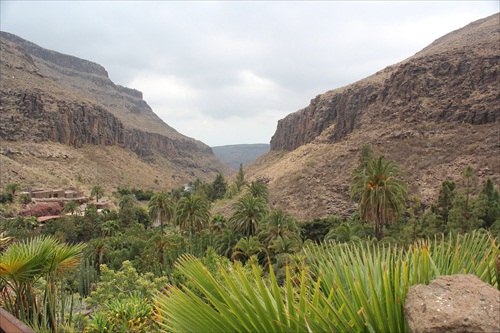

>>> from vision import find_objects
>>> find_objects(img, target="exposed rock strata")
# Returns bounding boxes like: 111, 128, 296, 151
0, 31, 225, 181
270, 14, 499, 151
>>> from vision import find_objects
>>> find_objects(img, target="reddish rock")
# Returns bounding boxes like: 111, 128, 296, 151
23, 202, 64, 217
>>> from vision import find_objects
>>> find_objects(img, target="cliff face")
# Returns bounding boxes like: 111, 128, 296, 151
0, 32, 229, 190
270, 14, 499, 151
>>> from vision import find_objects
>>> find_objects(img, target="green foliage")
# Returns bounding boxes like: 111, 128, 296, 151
0, 236, 85, 332
300, 215, 343, 242
63, 201, 81, 216
154, 232, 498, 333
90, 185, 104, 202
209, 172, 228, 202
324, 221, 371, 243
115, 187, 153, 201
230, 194, 268, 237
85, 260, 168, 308
245, 181, 269, 202
304, 231, 499, 332
235, 163, 245, 191
477, 177, 500, 229
86, 294, 158, 333
350, 154, 408, 240
148, 192, 174, 233
432, 180, 456, 231
0, 191, 14, 203
20, 193, 32, 205
175, 195, 211, 235
232, 236, 265, 261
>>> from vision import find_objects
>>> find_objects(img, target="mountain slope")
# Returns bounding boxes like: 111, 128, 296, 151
0, 32, 230, 193
212, 144, 270, 169
243, 13, 499, 220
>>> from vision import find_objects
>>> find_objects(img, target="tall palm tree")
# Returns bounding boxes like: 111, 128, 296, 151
230, 195, 268, 237
148, 193, 174, 234
90, 185, 104, 202
119, 194, 137, 227
175, 195, 211, 235
350, 155, 407, 240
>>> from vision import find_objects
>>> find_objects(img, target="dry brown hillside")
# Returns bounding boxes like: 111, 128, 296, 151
0, 32, 230, 194
238, 13, 499, 221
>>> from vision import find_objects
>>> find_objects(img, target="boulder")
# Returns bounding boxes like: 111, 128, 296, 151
404, 274, 500, 333
23, 201, 64, 217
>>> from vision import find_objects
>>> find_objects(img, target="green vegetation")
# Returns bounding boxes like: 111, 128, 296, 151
0, 148, 498, 332
155, 232, 498, 333
350, 154, 408, 240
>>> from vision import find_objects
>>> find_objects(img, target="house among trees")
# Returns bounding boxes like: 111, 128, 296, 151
29, 188, 84, 200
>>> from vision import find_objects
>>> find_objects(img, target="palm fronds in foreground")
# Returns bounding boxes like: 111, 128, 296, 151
154, 231, 499, 333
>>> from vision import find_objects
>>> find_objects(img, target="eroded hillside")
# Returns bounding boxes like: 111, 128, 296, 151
0, 32, 230, 192
244, 13, 499, 220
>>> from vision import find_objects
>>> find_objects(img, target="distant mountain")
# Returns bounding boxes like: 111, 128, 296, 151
231, 13, 499, 221
0, 32, 230, 193
212, 144, 270, 169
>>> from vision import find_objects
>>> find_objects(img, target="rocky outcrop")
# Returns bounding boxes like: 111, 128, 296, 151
0, 90, 213, 160
0, 31, 225, 177
22, 202, 64, 217
270, 14, 499, 151
404, 274, 500, 333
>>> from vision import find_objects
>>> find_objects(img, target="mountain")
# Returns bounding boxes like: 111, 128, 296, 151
0, 32, 230, 193
212, 144, 270, 169
240, 13, 499, 221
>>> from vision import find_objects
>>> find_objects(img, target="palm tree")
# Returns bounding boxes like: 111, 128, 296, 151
214, 228, 241, 259
84, 204, 98, 239
62, 200, 81, 216
258, 209, 300, 248
231, 236, 265, 261
269, 236, 301, 255
148, 193, 174, 234
324, 222, 369, 243
119, 194, 137, 227
246, 181, 269, 202
0, 236, 84, 331
350, 155, 407, 240
175, 195, 211, 235
230, 195, 268, 237
90, 185, 104, 202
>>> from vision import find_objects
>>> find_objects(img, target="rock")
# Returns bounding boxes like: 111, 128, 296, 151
404, 274, 500, 333
23, 202, 64, 217
270, 14, 499, 151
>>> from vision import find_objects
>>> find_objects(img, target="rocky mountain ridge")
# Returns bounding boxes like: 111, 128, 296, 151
271, 14, 498, 151
240, 13, 499, 220
0, 31, 229, 191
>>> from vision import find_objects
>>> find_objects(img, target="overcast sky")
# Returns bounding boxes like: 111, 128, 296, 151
1, 1, 498, 146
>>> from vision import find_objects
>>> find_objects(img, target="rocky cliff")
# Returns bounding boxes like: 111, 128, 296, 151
239, 13, 499, 221
0, 32, 228, 191
271, 14, 499, 151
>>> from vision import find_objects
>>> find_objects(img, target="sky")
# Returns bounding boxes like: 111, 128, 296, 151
1, 1, 498, 147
